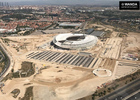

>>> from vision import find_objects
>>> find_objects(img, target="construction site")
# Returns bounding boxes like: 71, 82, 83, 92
0, 22, 140, 100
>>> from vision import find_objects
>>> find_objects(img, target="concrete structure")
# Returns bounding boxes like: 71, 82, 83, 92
0, 28, 16, 33
0, 29, 6, 33
90, 31, 105, 38
52, 33, 98, 50
59, 22, 82, 27
93, 69, 112, 77
78, 52, 92, 56
85, 28, 94, 34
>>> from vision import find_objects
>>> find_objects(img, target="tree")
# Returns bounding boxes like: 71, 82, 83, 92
104, 90, 106, 95
92, 94, 95, 100
108, 88, 111, 92
11, 68, 14, 73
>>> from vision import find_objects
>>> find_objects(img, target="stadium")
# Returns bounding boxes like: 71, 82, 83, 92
52, 33, 98, 50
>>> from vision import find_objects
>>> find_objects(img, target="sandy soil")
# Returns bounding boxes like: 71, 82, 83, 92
0, 64, 112, 100
126, 32, 140, 51
43, 29, 71, 34
2, 33, 102, 58
1, 78, 31, 100
33, 77, 110, 100
33, 86, 62, 100
13, 60, 22, 72
100, 38, 122, 59
34, 66, 89, 83
97, 70, 107, 75
0, 23, 139, 100
120, 32, 140, 61
2, 34, 56, 55
114, 61, 140, 79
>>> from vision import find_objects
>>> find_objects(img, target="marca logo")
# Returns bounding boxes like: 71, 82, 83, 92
119, 1, 140, 10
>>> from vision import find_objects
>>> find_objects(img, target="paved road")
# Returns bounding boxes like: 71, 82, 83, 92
0, 51, 5, 62
126, 92, 140, 100
99, 78, 140, 100
0, 45, 10, 81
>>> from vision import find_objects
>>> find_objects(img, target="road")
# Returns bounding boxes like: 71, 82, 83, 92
126, 92, 140, 100
0, 51, 5, 62
80, 21, 87, 30
0, 45, 10, 81
99, 78, 140, 100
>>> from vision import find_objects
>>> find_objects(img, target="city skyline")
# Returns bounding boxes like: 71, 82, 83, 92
0, 0, 139, 6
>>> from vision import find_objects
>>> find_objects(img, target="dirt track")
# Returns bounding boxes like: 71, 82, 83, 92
32, 73, 95, 88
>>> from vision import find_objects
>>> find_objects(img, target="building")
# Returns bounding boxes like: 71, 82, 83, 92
90, 31, 105, 38
59, 22, 82, 28
0, 28, 16, 33
85, 28, 94, 34
52, 33, 98, 50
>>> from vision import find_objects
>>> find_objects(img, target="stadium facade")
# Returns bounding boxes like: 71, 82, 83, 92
52, 33, 98, 50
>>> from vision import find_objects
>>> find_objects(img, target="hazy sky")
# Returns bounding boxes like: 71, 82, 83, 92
0, 0, 139, 5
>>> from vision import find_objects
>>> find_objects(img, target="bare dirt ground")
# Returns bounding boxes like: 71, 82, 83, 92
0, 23, 140, 100
120, 32, 140, 61
34, 66, 91, 84
100, 38, 122, 59
2, 33, 102, 58
43, 29, 71, 34
112, 61, 140, 80
99, 58, 116, 72
0, 63, 111, 100
123, 33, 140, 52
115, 65, 139, 78
128, 32, 140, 46
1, 78, 31, 100
32, 64, 95, 87
33, 76, 110, 100
86, 24, 114, 32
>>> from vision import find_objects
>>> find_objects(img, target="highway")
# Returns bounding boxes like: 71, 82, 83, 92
0, 51, 5, 62
126, 92, 140, 100
99, 78, 140, 100
0, 44, 10, 82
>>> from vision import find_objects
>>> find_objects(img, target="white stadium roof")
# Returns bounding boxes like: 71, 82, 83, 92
53, 33, 98, 50
55, 33, 96, 45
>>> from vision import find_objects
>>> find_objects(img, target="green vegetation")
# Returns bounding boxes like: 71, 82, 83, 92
0, 62, 5, 73
40, 23, 54, 30
20, 61, 35, 77
12, 61, 35, 78
92, 11, 140, 33
101, 11, 140, 20
21, 86, 33, 100
2, 61, 35, 81
11, 89, 20, 98
103, 31, 112, 38
119, 33, 127, 37
2, 38, 19, 43
12, 72, 20, 78
1, 14, 31, 20
10, 9, 33, 14
23, 83, 33, 86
